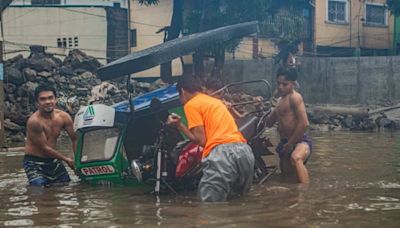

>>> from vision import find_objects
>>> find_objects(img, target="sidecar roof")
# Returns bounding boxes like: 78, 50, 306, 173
112, 84, 180, 122
97, 21, 258, 80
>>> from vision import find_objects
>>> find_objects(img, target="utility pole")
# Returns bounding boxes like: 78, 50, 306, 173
394, 16, 398, 55
355, 0, 365, 57
349, 0, 352, 48
127, 0, 131, 54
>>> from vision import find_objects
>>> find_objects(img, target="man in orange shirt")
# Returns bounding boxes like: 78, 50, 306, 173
167, 76, 254, 202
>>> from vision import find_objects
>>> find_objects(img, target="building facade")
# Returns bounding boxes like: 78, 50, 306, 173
2, 0, 128, 63
129, 0, 182, 78
314, 0, 394, 56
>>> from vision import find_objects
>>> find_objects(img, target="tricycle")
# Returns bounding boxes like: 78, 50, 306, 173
73, 79, 276, 194
72, 21, 277, 194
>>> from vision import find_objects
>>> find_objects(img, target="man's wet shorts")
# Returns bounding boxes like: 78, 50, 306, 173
23, 154, 71, 186
275, 134, 313, 163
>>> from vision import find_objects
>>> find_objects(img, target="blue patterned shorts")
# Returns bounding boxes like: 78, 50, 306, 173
23, 155, 71, 186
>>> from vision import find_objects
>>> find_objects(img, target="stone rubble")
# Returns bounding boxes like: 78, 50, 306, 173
3, 49, 167, 145
307, 104, 400, 132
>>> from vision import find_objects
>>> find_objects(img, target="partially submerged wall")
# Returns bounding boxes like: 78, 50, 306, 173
223, 56, 400, 104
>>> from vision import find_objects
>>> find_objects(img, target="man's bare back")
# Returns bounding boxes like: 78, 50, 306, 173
25, 109, 74, 158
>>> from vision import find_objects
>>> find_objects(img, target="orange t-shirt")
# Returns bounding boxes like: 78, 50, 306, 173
184, 93, 246, 158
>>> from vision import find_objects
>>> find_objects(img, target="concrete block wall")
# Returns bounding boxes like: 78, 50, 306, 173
223, 56, 400, 104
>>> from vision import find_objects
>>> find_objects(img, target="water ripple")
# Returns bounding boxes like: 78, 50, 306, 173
0, 131, 399, 227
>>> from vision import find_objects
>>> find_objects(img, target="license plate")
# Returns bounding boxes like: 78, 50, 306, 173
81, 165, 115, 176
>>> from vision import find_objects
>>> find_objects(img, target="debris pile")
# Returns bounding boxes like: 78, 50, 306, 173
3, 49, 167, 145
307, 104, 400, 131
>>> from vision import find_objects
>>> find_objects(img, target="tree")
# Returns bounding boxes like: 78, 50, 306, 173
186, 0, 309, 79
137, 0, 182, 83
138, 0, 310, 81
158, 0, 183, 83
387, 0, 400, 16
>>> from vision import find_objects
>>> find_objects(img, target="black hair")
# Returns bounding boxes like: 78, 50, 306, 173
276, 67, 298, 81
204, 77, 223, 92
34, 84, 57, 101
176, 76, 202, 94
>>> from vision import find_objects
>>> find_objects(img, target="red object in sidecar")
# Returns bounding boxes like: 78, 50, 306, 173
175, 143, 203, 177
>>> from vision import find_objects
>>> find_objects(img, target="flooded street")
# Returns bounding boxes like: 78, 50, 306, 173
0, 131, 399, 227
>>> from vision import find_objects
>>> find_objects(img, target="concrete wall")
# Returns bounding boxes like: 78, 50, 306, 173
223, 56, 400, 105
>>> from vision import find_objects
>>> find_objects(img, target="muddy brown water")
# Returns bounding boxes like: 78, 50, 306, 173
0, 131, 399, 227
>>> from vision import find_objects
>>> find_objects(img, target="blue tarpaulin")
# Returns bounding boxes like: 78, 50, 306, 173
113, 84, 179, 113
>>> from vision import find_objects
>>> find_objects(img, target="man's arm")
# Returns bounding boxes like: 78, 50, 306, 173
177, 124, 206, 147
167, 114, 206, 147
63, 113, 77, 153
27, 120, 73, 165
286, 94, 309, 146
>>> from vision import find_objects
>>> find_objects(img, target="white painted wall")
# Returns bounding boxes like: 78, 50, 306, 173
2, 7, 108, 63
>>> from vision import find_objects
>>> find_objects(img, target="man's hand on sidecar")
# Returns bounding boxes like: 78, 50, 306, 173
167, 113, 181, 127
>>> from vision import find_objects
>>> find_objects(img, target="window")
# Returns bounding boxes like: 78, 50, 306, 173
62, 38, 67, 48
81, 128, 120, 163
57, 37, 79, 48
130, 29, 137, 47
113, 2, 121, 8
74, 37, 79, 47
57, 38, 62, 48
68, 37, 72, 48
365, 4, 387, 26
327, 0, 347, 23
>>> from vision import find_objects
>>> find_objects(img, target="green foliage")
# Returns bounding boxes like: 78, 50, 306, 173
387, 0, 400, 16
184, 0, 309, 55
138, 0, 310, 64
260, 10, 309, 43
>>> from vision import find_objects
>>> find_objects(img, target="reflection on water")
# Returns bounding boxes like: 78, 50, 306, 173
0, 131, 399, 227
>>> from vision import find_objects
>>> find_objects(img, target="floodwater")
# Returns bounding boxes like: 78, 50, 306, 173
0, 131, 399, 227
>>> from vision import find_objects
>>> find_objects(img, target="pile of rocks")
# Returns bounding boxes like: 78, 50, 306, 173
307, 104, 400, 131
3, 48, 167, 144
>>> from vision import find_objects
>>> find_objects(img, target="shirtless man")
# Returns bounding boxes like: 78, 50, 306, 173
23, 84, 77, 186
266, 68, 312, 184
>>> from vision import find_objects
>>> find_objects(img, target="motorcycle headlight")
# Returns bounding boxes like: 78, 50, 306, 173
130, 160, 143, 182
